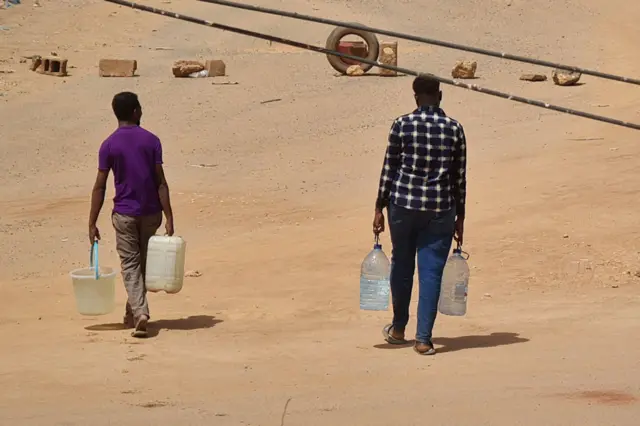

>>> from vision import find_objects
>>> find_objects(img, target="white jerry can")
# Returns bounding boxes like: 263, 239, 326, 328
145, 235, 187, 294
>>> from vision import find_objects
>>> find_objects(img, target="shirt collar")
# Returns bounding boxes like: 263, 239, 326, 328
415, 105, 445, 115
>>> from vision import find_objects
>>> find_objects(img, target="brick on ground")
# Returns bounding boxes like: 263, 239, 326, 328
205, 60, 226, 77
99, 59, 137, 77
379, 41, 398, 76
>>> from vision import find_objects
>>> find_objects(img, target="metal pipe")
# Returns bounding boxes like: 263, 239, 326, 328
103, 0, 640, 131
198, 0, 640, 87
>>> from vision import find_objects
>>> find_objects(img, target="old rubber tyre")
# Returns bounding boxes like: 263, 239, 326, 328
325, 25, 380, 74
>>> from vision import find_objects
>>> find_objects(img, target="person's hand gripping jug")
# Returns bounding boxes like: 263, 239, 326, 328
360, 235, 391, 311
438, 244, 470, 316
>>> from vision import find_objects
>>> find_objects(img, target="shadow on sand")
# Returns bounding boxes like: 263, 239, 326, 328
85, 315, 222, 338
373, 332, 529, 353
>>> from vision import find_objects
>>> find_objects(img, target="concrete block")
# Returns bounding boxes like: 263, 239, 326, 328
378, 41, 398, 76
205, 59, 226, 77
99, 59, 137, 77
35, 56, 67, 77
29, 56, 42, 71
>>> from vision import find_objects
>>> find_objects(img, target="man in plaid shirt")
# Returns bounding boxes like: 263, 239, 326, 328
373, 75, 467, 355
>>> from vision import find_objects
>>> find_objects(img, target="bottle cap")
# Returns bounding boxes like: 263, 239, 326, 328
374, 244, 382, 250
453, 242, 463, 255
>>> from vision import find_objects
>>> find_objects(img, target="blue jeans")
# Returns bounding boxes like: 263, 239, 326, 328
388, 203, 456, 343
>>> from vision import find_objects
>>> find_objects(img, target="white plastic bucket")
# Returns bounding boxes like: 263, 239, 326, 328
70, 242, 117, 316
70, 267, 117, 315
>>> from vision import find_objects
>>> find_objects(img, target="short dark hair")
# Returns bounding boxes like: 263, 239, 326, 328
112, 92, 141, 121
413, 74, 440, 96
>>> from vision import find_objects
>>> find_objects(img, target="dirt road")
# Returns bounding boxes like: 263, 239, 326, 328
1, 0, 639, 424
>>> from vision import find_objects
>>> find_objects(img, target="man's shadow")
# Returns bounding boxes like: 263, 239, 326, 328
85, 315, 222, 338
374, 332, 529, 353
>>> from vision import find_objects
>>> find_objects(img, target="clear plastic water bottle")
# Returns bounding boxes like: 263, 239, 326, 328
188, 69, 209, 78
360, 236, 391, 311
438, 245, 470, 316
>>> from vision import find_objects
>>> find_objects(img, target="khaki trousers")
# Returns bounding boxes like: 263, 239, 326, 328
112, 212, 162, 319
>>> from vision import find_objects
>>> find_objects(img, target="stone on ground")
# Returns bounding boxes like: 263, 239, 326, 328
451, 60, 477, 79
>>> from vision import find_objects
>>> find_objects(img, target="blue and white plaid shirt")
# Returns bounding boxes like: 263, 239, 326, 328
375, 106, 467, 217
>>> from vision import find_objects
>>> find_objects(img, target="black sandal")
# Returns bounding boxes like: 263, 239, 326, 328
382, 324, 406, 344
131, 315, 149, 338
413, 341, 436, 355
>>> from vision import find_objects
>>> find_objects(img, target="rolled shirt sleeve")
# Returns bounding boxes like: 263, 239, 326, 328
375, 119, 402, 210
98, 140, 111, 171
154, 137, 163, 165
451, 124, 467, 218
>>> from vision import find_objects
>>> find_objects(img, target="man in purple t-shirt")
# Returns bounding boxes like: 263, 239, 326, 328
88, 92, 175, 338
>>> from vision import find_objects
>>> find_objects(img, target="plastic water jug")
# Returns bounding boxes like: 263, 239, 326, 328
188, 69, 209, 78
438, 245, 470, 316
360, 237, 391, 311
145, 235, 186, 294
70, 242, 117, 316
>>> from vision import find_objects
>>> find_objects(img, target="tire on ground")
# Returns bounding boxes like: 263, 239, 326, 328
325, 25, 380, 74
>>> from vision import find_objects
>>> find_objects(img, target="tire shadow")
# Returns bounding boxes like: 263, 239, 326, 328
373, 332, 529, 353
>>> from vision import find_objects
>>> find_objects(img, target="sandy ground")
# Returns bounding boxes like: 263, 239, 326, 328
1, 0, 640, 424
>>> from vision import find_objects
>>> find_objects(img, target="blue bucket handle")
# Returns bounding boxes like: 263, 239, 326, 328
90, 241, 100, 280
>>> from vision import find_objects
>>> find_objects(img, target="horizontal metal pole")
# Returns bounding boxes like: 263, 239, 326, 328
103, 0, 640, 131
199, 0, 640, 87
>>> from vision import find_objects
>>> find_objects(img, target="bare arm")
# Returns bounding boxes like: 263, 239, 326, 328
88, 170, 109, 243
155, 164, 174, 235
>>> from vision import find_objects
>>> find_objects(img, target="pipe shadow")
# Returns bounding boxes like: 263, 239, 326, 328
373, 332, 529, 353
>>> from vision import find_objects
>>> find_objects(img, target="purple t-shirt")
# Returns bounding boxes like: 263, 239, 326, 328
98, 126, 163, 217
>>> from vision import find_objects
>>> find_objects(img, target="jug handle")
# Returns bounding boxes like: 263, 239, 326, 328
454, 242, 470, 260
90, 241, 100, 280
373, 234, 383, 249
